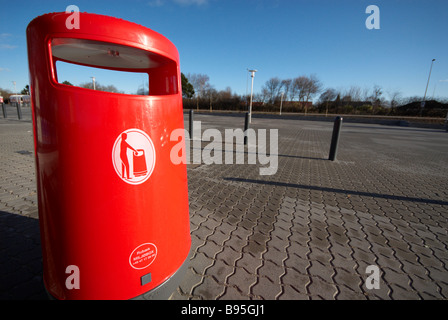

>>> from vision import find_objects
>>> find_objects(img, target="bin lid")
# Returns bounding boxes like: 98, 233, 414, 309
52, 38, 171, 70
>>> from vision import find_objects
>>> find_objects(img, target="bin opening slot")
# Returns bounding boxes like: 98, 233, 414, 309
51, 38, 178, 95
55, 60, 150, 95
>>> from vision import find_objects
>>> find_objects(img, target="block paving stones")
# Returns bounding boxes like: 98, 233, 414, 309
1, 107, 448, 300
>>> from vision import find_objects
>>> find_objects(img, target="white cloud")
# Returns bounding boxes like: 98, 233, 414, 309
173, 0, 208, 6
148, 0, 208, 7
0, 44, 17, 50
439, 79, 448, 82
0, 67, 11, 72
0, 33, 16, 50
148, 0, 164, 7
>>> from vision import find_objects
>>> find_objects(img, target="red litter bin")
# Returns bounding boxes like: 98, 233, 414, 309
26, 12, 191, 300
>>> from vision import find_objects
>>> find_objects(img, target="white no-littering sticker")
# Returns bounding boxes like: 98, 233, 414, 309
112, 128, 156, 185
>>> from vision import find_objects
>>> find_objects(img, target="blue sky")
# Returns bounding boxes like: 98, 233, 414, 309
1, 0, 447, 100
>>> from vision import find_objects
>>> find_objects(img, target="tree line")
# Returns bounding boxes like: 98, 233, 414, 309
2, 74, 446, 117
181, 73, 448, 117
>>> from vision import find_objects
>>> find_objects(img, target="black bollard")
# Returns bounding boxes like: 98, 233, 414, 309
1, 103, 6, 119
329, 116, 343, 161
244, 112, 249, 145
16, 102, 22, 120
445, 112, 448, 132
189, 109, 194, 138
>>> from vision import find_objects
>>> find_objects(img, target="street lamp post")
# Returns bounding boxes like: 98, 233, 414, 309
91, 76, 96, 90
245, 69, 249, 109
279, 92, 284, 115
421, 58, 435, 116
248, 69, 257, 123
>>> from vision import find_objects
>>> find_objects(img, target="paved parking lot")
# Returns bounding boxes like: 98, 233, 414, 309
1, 105, 448, 299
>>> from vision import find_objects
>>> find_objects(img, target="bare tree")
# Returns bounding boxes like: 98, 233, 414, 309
361, 87, 371, 101
262, 77, 282, 104
186, 73, 211, 98
289, 78, 299, 102
347, 85, 362, 102
369, 84, 383, 112
221, 86, 232, 99
79, 81, 123, 93
319, 88, 337, 103
281, 79, 292, 102
186, 73, 211, 110
387, 90, 402, 110
292, 75, 322, 113
292, 76, 308, 107
206, 87, 217, 111
319, 88, 337, 115
303, 74, 322, 105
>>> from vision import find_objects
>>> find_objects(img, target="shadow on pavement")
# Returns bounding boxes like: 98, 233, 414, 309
224, 177, 448, 206
0, 211, 47, 300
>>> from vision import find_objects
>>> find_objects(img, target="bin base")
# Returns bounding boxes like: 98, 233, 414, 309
44, 250, 191, 300
132, 250, 191, 300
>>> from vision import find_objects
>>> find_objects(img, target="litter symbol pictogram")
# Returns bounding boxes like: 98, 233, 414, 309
112, 128, 156, 185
